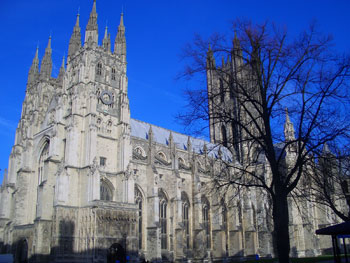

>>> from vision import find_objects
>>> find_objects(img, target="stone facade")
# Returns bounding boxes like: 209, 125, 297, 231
0, 1, 339, 262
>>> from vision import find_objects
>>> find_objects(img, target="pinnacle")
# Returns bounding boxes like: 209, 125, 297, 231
47, 35, 52, 51
61, 55, 65, 68
119, 12, 124, 27
75, 13, 80, 27
285, 107, 290, 123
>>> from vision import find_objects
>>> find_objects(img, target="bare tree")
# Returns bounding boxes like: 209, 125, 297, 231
300, 144, 350, 222
178, 20, 350, 262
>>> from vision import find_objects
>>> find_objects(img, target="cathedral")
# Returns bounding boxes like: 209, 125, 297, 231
0, 1, 337, 262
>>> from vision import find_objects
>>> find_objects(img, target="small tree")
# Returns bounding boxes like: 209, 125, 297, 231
179, 20, 350, 262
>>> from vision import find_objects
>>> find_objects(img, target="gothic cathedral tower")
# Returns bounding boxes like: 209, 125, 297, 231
0, 1, 137, 262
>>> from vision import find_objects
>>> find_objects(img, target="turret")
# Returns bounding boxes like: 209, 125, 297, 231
206, 44, 215, 70
284, 108, 295, 141
68, 13, 81, 58
84, 0, 98, 46
27, 46, 39, 85
114, 13, 126, 60
58, 56, 65, 85
40, 36, 52, 80
232, 31, 243, 68
102, 26, 111, 52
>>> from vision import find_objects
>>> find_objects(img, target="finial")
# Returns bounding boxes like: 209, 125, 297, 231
35, 45, 39, 59
285, 107, 290, 122
61, 54, 65, 68
119, 12, 124, 27
78, 6, 80, 15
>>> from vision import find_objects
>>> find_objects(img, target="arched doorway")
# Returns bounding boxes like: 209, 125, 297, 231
107, 243, 125, 263
16, 239, 28, 263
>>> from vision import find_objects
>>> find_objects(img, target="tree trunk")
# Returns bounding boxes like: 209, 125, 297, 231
272, 190, 290, 263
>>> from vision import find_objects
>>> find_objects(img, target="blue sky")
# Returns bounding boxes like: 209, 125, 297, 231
0, 0, 349, 183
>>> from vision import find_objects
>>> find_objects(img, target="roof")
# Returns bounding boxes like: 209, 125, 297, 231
130, 118, 233, 162
316, 221, 350, 236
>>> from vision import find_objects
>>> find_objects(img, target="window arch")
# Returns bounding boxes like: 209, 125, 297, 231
202, 196, 211, 249
182, 192, 190, 249
111, 68, 116, 81
100, 180, 113, 201
220, 79, 225, 102
38, 141, 49, 184
135, 187, 143, 250
96, 62, 102, 76
221, 199, 229, 254
159, 189, 168, 249
221, 125, 228, 147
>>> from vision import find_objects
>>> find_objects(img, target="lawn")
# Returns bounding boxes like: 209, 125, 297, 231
230, 254, 337, 263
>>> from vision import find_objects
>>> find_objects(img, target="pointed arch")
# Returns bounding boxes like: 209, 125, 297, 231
159, 188, 168, 249
135, 185, 144, 250
38, 139, 50, 185
202, 196, 211, 249
182, 191, 190, 249
100, 178, 114, 201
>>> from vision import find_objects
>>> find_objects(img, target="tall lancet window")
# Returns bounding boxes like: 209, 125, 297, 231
100, 180, 113, 201
222, 200, 229, 254
38, 142, 49, 185
96, 63, 102, 76
159, 190, 168, 249
220, 79, 225, 102
221, 125, 228, 147
182, 192, 190, 249
135, 187, 143, 250
202, 196, 211, 249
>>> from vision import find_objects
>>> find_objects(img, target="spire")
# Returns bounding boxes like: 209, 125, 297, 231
284, 108, 295, 141
168, 132, 173, 147
27, 46, 40, 85
2, 169, 8, 186
206, 43, 215, 69
102, 26, 111, 52
85, 0, 98, 46
322, 143, 332, 155
114, 13, 126, 59
187, 136, 192, 152
40, 36, 53, 80
148, 125, 153, 143
58, 55, 65, 84
68, 13, 81, 58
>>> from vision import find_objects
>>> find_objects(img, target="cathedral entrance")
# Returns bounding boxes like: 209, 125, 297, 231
107, 243, 126, 263
15, 239, 28, 263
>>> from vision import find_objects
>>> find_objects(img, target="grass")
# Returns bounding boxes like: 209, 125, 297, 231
230, 254, 338, 263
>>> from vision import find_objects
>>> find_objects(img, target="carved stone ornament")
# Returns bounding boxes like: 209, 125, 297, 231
99, 90, 114, 105
155, 153, 172, 166
90, 157, 99, 174
179, 161, 191, 171
132, 147, 147, 161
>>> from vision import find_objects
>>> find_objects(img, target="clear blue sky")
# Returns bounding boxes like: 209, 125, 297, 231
0, 0, 349, 183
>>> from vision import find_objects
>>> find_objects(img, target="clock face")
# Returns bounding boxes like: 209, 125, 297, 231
100, 90, 113, 105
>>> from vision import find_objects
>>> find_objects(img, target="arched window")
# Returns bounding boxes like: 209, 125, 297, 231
159, 190, 168, 249
100, 180, 112, 201
182, 192, 190, 249
220, 79, 225, 102
38, 142, 49, 184
111, 68, 116, 81
221, 125, 228, 147
202, 196, 211, 249
96, 63, 102, 76
222, 200, 228, 254
135, 187, 143, 250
